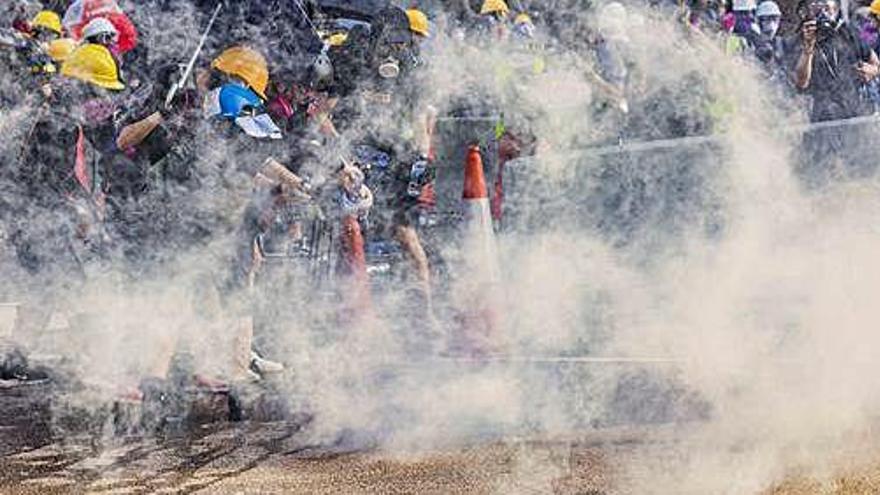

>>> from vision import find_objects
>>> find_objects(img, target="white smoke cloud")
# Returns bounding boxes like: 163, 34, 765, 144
3, 1, 880, 493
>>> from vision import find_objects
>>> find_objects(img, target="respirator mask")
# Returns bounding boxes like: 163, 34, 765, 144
313, 45, 334, 85
378, 57, 401, 79
758, 16, 781, 37
373, 28, 410, 80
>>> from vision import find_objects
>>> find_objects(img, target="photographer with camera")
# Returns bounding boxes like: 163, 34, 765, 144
793, 0, 880, 122
792, 0, 880, 186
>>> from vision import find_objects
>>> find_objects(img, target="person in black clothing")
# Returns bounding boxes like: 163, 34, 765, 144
792, 0, 880, 121
754, 1, 787, 82
110, 62, 207, 275
328, 6, 439, 321
790, 0, 880, 185
9, 66, 123, 348
192, 0, 322, 68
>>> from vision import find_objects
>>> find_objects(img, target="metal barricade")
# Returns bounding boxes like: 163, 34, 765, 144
793, 115, 880, 187
497, 115, 880, 245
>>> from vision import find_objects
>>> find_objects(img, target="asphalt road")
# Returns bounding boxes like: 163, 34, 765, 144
0, 420, 625, 495
3, 418, 880, 494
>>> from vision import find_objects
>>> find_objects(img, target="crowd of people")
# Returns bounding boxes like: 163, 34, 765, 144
682, 0, 880, 122
0, 0, 514, 403
0, 0, 876, 420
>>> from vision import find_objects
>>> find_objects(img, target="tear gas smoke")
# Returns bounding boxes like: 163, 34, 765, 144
2, 1, 880, 494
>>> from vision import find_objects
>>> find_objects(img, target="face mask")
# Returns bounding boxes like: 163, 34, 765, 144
759, 18, 780, 36
860, 22, 878, 46
514, 21, 536, 39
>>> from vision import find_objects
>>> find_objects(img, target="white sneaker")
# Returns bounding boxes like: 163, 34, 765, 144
250, 352, 284, 375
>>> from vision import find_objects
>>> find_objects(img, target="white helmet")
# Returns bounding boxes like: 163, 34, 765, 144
732, 0, 758, 11
82, 17, 118, 41
756, 0, 782, 17
598, 2, 629, 40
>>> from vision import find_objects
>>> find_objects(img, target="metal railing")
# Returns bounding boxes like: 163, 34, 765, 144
431, 114, 880, 243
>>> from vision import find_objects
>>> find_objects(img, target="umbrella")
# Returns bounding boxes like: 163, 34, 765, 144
62, 0, 138, 54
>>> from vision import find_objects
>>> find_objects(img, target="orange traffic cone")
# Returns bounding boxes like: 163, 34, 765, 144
338, 214, 373, 325
457, 145, 502, 355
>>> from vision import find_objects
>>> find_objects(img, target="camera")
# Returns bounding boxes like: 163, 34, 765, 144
815, 10, 836, 33
755, 42, 774, 62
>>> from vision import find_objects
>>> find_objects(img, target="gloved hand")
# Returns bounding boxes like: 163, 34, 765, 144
338, 165, 373, 216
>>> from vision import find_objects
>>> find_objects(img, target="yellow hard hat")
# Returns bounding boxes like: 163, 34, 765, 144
61, 44, 125, 90
406, 9, 430, 37
870, 0, 880, 16
515, 13, 532, 25
47, 38, 77, 63
481, 0, 510, 16
212, 46, 269, 100
327, 32, 349, 46
31, 10, 62, 35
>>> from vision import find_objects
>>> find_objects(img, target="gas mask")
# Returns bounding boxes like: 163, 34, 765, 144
377, 57, 401, 79
371, 14, 413, 81
313, 49, 334, 87
374, 39, 409, 79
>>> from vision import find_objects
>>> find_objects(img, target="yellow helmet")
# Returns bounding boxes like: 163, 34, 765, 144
47, 38, 77, 63
480, 0, 510, 16
61, 44, 125, 90
212, 46, 269, 100
31, 10, 62, 36
870, 0, 880, 16
326, 32, 349, 46
515, 13, 532, 25
406, 9, 430, 37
